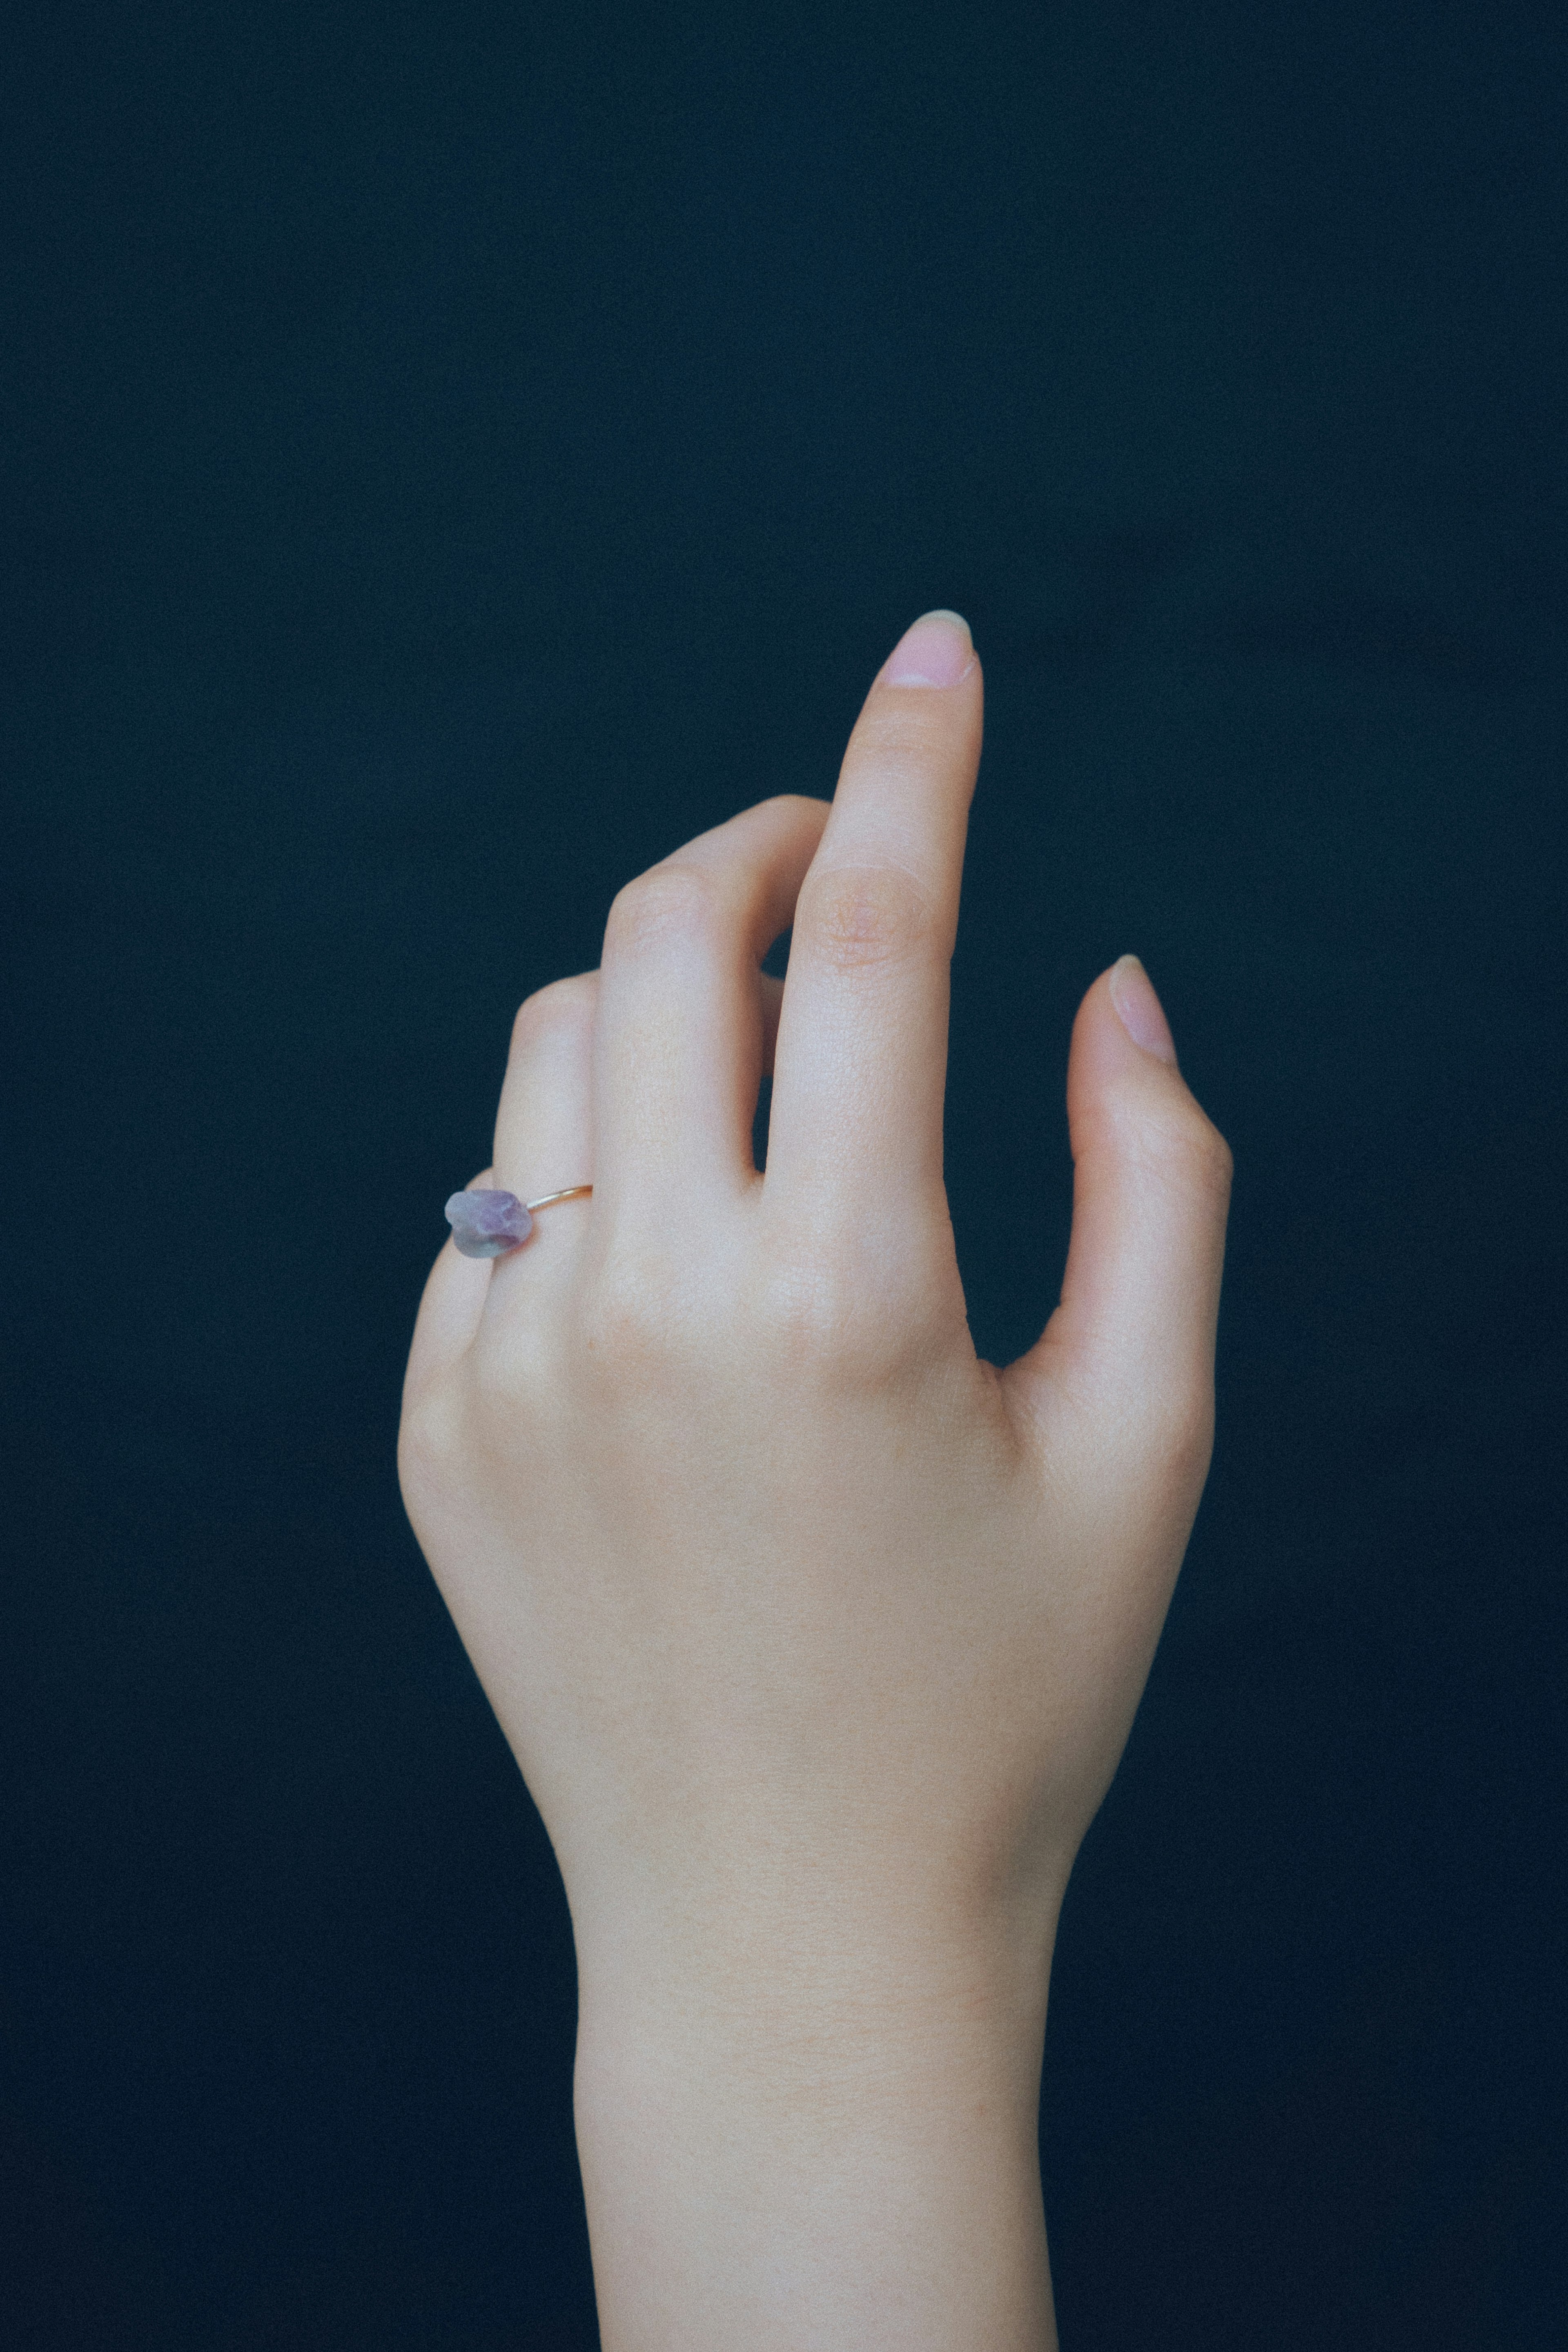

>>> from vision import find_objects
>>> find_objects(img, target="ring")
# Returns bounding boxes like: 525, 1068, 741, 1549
445, 1185, 592, 1258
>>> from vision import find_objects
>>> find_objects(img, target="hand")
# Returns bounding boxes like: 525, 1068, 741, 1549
399, 611, 1232, 2350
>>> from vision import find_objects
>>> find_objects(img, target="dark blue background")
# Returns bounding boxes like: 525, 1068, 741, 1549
4, 3, 1565, 2344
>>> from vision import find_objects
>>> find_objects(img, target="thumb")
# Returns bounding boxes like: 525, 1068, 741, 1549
1005, 956, 1233, 1474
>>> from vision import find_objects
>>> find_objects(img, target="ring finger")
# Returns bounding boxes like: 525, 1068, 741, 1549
591, 794, 829, 1245
484, 961, 791, 1316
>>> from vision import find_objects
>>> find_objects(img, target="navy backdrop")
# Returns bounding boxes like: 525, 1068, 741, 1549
3, 4, 1565, 2345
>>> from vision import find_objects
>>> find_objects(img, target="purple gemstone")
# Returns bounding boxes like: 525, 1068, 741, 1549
445, 1189, 534, 1257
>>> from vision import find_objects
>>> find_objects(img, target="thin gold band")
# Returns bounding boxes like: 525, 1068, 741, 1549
523, 1185, 594, 1212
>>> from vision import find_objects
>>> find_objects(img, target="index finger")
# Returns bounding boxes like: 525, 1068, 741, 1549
763, 611, 982, 1236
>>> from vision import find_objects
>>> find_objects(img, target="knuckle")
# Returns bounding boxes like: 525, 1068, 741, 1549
795, 862, 935, 973
604, 863, 719, 958
1087, 1364, 1215, 1507
762, 790, 831, 824
1182, 1112, 1234, 1203
510, 972, 594, 1055
397, 1380, 466, 1500
1139, 1102, 1234, 1204
576, 1251, 702, 1385
754, 1242, 949, 1389
757, 1254, 861, 1360
1143, 1379, 1217, 1494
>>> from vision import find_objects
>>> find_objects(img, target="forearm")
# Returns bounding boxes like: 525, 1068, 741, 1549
572, 1905, 1060, 2351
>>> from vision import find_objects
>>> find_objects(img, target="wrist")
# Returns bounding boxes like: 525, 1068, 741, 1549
567, 1851, 1062, 2091
569, 1889, 1061, 2352
576, 1910, 1055, 2097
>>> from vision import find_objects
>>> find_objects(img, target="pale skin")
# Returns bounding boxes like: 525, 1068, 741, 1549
399, 610, 1233, 2349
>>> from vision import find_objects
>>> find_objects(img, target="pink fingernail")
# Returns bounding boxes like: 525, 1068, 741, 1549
1108, 954, 1178, 1064
878, 610, 974, 687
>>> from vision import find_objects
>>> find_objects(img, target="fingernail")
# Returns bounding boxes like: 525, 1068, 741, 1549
1108, 954, 1178, 1065
878, 609, 974, 688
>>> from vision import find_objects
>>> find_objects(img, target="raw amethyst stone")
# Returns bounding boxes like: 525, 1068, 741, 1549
445, 1189, 534, 1257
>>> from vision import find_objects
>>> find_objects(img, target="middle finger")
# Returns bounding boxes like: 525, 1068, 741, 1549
764, 612, 982, 1239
